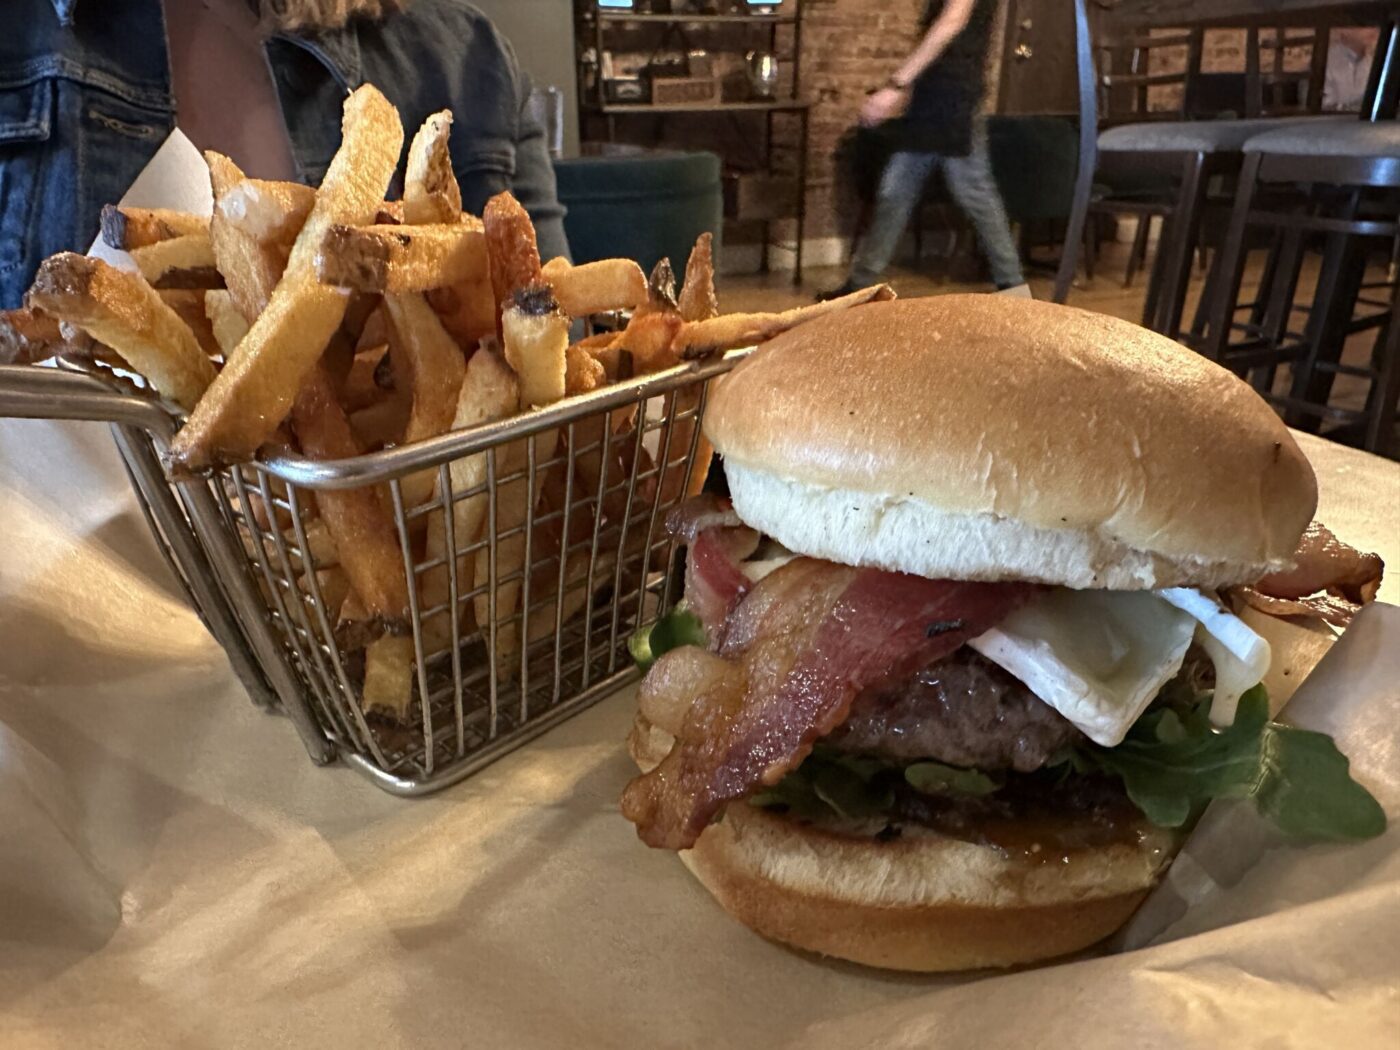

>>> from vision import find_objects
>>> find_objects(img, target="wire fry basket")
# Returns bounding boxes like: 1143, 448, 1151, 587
0, 351, 746, 795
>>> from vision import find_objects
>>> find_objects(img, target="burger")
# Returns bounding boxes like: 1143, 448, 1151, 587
620, 295, 1385, 972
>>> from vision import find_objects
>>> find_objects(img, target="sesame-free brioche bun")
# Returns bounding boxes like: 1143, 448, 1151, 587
705, 295, 1317, 590
628, 716, 1174, 972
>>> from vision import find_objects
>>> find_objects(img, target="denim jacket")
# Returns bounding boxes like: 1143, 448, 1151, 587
1, 0, 567, 308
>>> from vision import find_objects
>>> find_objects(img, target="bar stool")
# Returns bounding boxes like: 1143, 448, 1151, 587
1053, 2, 1332, 341
1093, 119, 1312, 338
1201, 121, 1400, 456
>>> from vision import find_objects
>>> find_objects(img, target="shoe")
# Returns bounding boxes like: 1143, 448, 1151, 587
815, 281, 859, 303
996, 283, 1033, 298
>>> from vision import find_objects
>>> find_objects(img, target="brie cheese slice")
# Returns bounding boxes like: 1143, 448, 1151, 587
969, 586, 1272, 746
970, 590, 1198, 747
1156, 587, 1272, 725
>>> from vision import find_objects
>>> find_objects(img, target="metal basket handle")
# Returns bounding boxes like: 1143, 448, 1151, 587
0, 364, 176, 437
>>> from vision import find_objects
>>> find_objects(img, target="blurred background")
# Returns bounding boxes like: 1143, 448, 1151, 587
4, 0, 1398, 453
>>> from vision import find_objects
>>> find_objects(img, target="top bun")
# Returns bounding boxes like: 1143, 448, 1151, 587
705, 295, 1316, 590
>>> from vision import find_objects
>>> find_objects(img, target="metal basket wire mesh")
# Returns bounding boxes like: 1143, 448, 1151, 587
0, 351, 747, 794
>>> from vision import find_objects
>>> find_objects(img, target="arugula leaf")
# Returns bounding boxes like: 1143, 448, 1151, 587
628, 608, 707, 671
904, 761, 1000, 796
1084, 687, 1385, 841
811, 759, 895, 820
749, 776, 831, 822
1254, 723, 1387, 840
751, 748, 896, 821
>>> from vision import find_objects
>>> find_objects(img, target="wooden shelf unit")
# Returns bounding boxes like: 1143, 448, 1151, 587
574, 2, 810, 282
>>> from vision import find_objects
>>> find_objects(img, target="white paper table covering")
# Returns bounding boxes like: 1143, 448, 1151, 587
0, 417, 1396, 1049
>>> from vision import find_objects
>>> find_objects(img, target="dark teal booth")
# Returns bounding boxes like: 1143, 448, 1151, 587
553, 149, 723, 273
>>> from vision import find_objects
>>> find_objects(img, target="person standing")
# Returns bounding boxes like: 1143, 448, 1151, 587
821, 0, 1028, 299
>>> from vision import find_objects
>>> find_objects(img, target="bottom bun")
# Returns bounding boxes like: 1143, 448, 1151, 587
629, 716, 1175, 972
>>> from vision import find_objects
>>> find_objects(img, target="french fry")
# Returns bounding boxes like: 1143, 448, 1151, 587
525, 549, 618, 648
244, 475, 294, 532
664, 233, 720, 504
501, 286, 569, 408
483, 191, 543, 309
383, 291, 468, 506
357, 305, 390, 353
342, 344, 391, 411
100, 205, 207, 250
336, 592, 375, 650
420, 348, 520, 655
348, 387, 412, 450
565, 342, 606, 395
158, 289, 220, 356
315, 221, 487, 293
473, 429, 556, 672
403, 110, 462, 225
574, 330, 622, 379
541, 256, 571, 282
131, 233, 221, 289
476, 281, 570, 668
362, 633, 416, 720
170, 85, 404, 472
204, 151, 287, 322
215, 178, 316, 246
290, 364, 409, 623
307, 566, 351, 622
602, 257, 685, 373
677, 231, 718, 324
425, 276, 495, 349
613, 309, 683, 374
27, 253, 216, 411
0, 306, 89, 365
639, 257, 679, 316
320, 293, 379, 393
298, 517, 340, 568
204, 289, 250, 357
375, 200, 405, 226
672, 283, 896, 359
550, 258, 648, 318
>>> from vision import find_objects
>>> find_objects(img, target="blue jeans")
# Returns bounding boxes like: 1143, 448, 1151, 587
850, 121, 1024, 289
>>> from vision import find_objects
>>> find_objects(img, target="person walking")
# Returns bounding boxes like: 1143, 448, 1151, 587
821, 0, 1028, 299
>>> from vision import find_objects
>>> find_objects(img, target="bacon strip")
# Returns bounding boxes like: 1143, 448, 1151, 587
1230, 521, 1384, 627
1256, 522, 1383, 603
664, 493, 743, 543
684, 528, 758, 643
621, 561, 1029, 849
1230, 589, 1364, 628
668, 494, 758, 645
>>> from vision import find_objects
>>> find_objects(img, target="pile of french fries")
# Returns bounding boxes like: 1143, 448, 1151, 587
1, 84, 892, 724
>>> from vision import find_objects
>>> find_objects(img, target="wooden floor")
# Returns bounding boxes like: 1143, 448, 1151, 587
722, 241, 1396, 456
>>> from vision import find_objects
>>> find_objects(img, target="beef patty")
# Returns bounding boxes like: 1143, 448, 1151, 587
825, 648, 1081, 772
